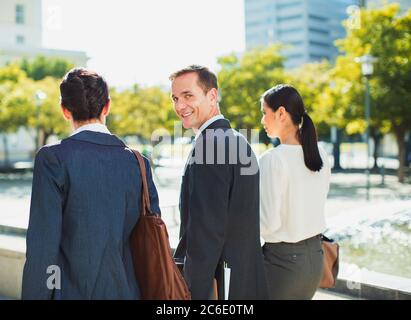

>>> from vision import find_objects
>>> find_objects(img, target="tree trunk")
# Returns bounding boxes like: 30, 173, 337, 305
34, 128, 48, 151
371, 129, 381, 170
394, 129, 406, 183
41, 131, 51, 148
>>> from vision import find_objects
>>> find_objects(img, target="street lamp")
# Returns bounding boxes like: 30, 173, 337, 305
355, 54, 377, 201
35, 90, 47, 151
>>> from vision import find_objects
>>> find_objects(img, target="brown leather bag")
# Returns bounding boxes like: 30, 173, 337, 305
129, 150, 191, 300
319, 234, 339, 288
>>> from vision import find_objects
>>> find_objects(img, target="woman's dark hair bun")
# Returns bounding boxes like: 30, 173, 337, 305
60, 68, 109, 121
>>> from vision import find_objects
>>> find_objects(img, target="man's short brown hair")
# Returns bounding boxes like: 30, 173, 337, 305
169, 65, 218, 94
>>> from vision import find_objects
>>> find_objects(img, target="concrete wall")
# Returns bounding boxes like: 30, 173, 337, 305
0, 235, 25, 299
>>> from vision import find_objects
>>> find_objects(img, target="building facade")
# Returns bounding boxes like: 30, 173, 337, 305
0, 0, 88, 66
0, 0, 87, 166
244, 0, 357, 68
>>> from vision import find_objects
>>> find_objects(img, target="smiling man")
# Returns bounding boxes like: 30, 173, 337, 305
170, 65, 268, 300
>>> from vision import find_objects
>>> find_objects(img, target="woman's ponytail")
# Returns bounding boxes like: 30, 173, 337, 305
262, 84, 323, 172
300, 112, 323, 172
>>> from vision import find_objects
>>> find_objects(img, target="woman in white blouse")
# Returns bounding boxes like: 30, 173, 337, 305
259, 84, 331, 300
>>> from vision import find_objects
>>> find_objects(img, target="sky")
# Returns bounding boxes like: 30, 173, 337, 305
42, 0, 245, 88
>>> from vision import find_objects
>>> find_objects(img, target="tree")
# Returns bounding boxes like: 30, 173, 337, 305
108, 85, 177, 143
0, 64, 31, 165
1, 72, 69, 152
0, 56, 74, 155
0, 64, 29, 133
19, 55, 74, 81
335, 4, 411, 182
15, 56, 74, 149
217, 45, 286, 135
286, 61, 332, 137
26, 77, 70, 148
0, 63, 27, 83
286, 61, 347, 168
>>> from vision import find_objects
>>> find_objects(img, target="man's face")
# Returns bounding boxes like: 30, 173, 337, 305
171, 72, 217, 130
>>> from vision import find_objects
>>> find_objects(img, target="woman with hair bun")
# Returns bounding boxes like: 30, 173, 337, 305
259, 84, 331, 300
22, 68, 160, 299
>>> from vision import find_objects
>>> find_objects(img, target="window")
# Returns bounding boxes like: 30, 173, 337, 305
278, 27, 301, 35
309, 27, 329, 35
15, 4, 25, 24
16, 35, 25, 45
309, 40, 330, 48
308, 14, 327, 22
277, 14, 302, 22
310, 54, 329, 60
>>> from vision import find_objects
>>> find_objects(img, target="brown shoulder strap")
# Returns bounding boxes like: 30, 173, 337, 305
131, 149, 151, 216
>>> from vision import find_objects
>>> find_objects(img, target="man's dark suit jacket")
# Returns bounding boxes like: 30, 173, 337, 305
22, 131, 160, 300
174, 118, 268, 300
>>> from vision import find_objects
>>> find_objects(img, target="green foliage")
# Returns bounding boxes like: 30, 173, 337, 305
0, 75, 69, 137
217, 45, 286, 129
0, 60, 176, 147
334, 3, 411, 181
0, 64, 30, 133
315, 56, 362, 131
335, 3, 411, 133
19, 55, 74, 80
0, 63, 27, 83
27, 77, 70, 138
286, 61, 332, 137
0, 80, 32, 133
108, 86, 177, 141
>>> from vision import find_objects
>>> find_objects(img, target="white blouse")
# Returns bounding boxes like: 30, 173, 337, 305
259, 144, 331, 243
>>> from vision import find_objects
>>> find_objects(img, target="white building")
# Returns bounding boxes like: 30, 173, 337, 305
0, 0, 87, 166
0, 0, 88, 67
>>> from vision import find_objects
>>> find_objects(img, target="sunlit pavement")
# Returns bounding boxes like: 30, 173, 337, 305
0, 290, 358, 300
0, 292, 356, 300
0, 166, 409, 300
1, 167, 410, 229
1, 168, 410, 250
313, 289, 357, 300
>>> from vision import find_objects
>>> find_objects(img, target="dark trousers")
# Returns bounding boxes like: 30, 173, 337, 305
263, 234, 323, 300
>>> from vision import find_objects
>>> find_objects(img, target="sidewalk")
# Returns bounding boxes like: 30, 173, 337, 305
1, 169, 410, 231
1, 169, 410, 300
325, 171, 411, 220
313, 289, 357, 300
0, 291, 357, 300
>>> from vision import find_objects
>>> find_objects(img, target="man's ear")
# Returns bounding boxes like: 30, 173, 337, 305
61, 105, 72, 121
208, 88, 218, 105
101, 100, 111, 117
